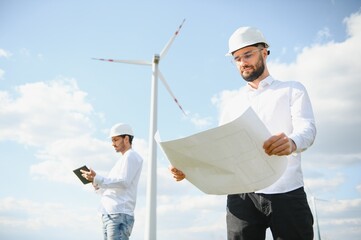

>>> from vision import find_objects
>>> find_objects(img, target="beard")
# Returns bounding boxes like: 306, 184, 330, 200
241, 56, 265, 82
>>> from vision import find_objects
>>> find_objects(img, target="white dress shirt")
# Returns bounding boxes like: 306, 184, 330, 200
93, 148, 143, 216
219, 76, 316, 194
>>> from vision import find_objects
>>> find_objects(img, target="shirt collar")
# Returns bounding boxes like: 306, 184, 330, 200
246, 75, 274, 90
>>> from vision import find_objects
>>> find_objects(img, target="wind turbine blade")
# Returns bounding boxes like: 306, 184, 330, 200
159, 71, 186, 115
159, 19, 186, 60
92, 58, 152, 66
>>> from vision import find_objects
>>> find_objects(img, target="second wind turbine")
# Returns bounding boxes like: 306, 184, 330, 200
93, 19, 186, 240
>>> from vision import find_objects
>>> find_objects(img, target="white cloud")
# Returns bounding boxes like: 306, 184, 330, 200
188, 113, 213, 129
268, 12, 361, 128
0, 197, 102, 239
0, 72, 152, 187
126, 192, 227, 240
30, 136, 115, 184
0, 77, 94, 146
319, 198, 361, 214
0, 197, 98, 229
0, 48, 10, 80
304, 152, 361, 169
0, 48, 12, 58
344, 11, 361, 38
312, 198, 361, 239
0, 77, 124, 184
28, 133, 152, 186
357, 184, 361, 193
211, 89, 239, 113
315, 27, 332, 43
305, 174, 345, 193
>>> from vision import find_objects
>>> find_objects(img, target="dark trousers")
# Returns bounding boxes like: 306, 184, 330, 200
226, 187, 314, 240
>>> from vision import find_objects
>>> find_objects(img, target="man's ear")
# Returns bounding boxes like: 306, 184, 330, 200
124, 135, 129, 143
262, 48, 269, 57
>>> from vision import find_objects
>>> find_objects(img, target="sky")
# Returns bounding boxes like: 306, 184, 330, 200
1, 0, 361, 239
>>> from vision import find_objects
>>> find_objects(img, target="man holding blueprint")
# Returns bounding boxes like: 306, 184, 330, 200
169, 26, 316, 240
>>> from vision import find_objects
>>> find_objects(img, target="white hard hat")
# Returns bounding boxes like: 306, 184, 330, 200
109, 123, 134, 138
226, 26, 269, 56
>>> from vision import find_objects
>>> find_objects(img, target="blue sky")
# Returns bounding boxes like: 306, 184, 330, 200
1, 0, 361, 239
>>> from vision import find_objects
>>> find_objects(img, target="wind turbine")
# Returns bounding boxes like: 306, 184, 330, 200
306, 186, 325, 240
311, 195, 328, 240
93, 19, 186, 240
311, 196, 321, 240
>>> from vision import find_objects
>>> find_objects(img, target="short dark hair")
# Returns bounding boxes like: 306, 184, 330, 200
253, 43, 270, 55
120, 134, 134, 145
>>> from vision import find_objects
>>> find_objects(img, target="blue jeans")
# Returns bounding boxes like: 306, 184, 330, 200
102, 213, 134, 240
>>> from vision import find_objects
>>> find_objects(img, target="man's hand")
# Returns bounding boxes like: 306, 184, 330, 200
81, 168, 96, 182
263, 133, 296, 156
169, 166, 186, 181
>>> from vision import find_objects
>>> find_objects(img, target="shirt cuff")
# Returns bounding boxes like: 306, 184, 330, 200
289, 135, 306, 153
93, 175, 104, 186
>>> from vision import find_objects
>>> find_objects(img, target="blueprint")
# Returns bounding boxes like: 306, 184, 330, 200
156, 107, 287, 195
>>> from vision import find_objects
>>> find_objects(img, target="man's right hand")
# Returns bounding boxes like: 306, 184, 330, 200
169, 166, 186, 181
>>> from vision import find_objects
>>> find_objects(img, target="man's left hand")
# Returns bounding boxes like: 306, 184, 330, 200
263, 133, 296, 156
81, 168, 96, 182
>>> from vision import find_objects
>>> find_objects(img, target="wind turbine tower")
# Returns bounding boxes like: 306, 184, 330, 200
312, 196, 322, 240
